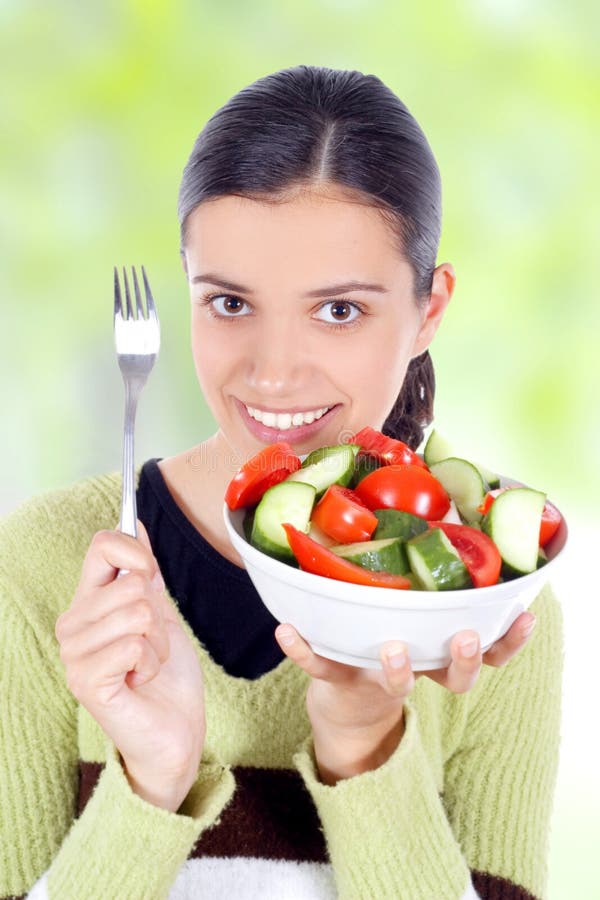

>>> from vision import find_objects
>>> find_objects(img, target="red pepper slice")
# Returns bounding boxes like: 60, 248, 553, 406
348, 426, 428, 469
282, 523, 412, 589
225, 442, 301, 510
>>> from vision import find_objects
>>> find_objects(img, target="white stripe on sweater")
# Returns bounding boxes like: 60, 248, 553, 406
25, 871, 48, 898
167, 857, 337, 899
24, 864, 482, 898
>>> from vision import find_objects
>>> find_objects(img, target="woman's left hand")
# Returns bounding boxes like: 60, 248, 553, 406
274, 610, 536, 785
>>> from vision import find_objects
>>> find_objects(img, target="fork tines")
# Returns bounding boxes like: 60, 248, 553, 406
113, 266, 157, 321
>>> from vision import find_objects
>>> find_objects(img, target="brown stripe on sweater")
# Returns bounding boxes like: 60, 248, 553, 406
77, 760, 104, 816
76, 763, 542, 886
471, 870, 539, 899
77, 761, 328, 863
191, 765, 328, 862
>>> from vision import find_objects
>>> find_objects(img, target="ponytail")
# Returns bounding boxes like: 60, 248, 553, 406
381, 350, 434, 450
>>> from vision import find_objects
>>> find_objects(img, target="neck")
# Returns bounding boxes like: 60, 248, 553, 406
158, 431, 247, 568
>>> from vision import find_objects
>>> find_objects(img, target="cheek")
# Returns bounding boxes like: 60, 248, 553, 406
349, 318, 421, 414
190, 316, 229, 394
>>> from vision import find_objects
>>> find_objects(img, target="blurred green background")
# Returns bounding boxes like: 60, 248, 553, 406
1, 1, 598, 895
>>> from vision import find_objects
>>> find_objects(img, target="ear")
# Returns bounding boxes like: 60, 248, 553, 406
411, 263, 456, 358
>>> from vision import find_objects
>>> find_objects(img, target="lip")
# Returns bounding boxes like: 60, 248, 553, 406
234, 397, 341, 444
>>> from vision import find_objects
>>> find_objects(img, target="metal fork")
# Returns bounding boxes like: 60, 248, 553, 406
113, 266, 160, 543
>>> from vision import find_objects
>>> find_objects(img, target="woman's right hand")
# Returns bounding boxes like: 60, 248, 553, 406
55, 521, 205, 813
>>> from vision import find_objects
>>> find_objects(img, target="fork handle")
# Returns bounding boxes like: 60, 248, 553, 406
119, 378, 143, 540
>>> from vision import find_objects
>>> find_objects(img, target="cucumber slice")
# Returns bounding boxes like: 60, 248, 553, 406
406, 528, 472, 591
423, 428, 455, 466
424, 428, 500, 489
251, 481, 317, 563
330, 536, 409, 575
429, 457, 487, 525
301, 443, 360, 468
372, 509, 428, 541
482, 487, 546, 575
308, 521, 337, 548
243, 507, 255, 542
349, 452, 381, 488
286, 444, 359, 497
440, 499, 463, 525
475, 463, 501, 490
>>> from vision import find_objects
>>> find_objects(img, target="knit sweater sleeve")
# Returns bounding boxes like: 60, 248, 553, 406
0, 483, 235, 900
444, 583, 563, 899
293, 582, 562, 900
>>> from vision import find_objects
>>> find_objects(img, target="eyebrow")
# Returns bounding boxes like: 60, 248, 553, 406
191, 273, 390, 297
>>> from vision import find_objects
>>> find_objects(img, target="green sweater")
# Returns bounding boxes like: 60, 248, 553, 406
0, 472, 563, 900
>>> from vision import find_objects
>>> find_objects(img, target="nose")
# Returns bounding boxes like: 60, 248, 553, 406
244, 314, 309, 396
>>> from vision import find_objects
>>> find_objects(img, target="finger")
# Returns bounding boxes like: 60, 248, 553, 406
58, 570, 165, 634
66, 633, 161, 704
58, 596, 169, 667
379, 641, 415, 698
423, 631, 482, 693
78, 528, 161, 591
482, 612, 537, 668
275, 624, 355, 682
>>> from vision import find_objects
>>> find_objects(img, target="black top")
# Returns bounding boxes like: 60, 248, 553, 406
136, 458, 285, 680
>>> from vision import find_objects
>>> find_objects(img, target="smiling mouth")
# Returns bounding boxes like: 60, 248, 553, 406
243, 403, 334, 431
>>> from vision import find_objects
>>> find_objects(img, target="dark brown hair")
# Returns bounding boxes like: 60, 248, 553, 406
178, 65, 441, 448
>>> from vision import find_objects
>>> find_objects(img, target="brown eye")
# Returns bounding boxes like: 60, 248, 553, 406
209, 295, 251, 316
223, 296, 244, 313
331, 301, 352, 320
314, 299, 362, 326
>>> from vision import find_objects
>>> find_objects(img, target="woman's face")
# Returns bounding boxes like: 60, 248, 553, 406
182, 186, 452, 465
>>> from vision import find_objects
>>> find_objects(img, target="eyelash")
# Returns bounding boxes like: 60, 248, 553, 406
198, 293, 367, 331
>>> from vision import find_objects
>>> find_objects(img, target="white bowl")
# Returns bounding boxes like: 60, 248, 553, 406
222, 478, 567, 670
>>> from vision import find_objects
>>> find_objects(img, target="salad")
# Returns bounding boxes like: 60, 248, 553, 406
224, 427, 563, 591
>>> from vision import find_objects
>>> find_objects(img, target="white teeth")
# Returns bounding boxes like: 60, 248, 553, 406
246, 404, 331, 429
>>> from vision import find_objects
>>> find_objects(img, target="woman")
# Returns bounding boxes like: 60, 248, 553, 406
0, 65, 562, 900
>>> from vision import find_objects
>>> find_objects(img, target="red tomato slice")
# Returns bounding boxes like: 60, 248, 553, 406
282, 523, 412, 589
354, 464, 450, 520
477, 488, 562, 548
538, 501, 563, 546
427, 521, 502, 588
348, 426, 428, 469
225, 442, 301, 510
311, 485, 378, 544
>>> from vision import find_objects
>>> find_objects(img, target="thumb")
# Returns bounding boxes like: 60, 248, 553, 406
112, 518, 164, 591
111, 517, 153, 552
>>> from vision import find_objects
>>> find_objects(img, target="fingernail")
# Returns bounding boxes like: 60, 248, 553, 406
521, 615, 537, 638
277, 627, 295, 647
152, 571, 165, 593
459, 637, 479, 657
385, 643, 407, 669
